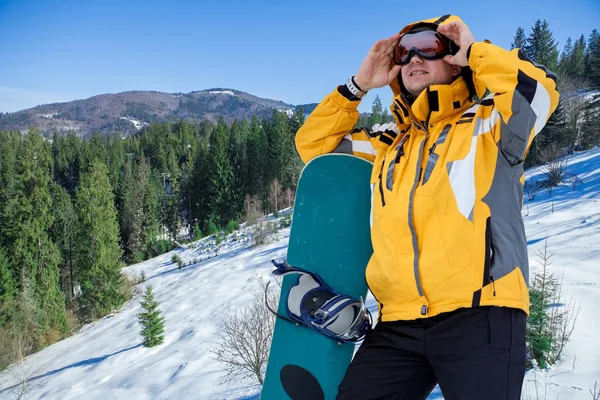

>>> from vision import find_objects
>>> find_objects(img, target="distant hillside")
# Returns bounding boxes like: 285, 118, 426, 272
0, 89, 297, 137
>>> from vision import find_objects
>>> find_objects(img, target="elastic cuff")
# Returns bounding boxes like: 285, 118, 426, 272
337, 84, 361, 101
466, 43, 474, 62
332, 86, 362, 110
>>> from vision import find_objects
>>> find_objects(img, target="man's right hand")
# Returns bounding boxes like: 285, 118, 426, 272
354, 33, 403, 92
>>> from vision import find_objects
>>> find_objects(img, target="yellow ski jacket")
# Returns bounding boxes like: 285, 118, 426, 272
295, 15, 560, 321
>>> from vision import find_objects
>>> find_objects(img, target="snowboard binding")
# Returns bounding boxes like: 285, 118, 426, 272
265, 260, 372, 343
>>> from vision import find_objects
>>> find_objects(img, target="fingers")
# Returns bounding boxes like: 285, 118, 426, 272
387, 64, 402, 82
443, 54, 456, 65
437, 21, 462, 42
370, 33, 400, 56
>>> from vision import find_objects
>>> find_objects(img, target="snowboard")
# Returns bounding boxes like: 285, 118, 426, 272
261, 153, 374, 400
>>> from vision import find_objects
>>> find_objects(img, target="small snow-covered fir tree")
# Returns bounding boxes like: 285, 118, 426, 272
138, 286, 165, 347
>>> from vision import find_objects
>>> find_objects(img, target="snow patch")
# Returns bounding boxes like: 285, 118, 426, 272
119, 116, 148, 130
208, 90, 235, 95
278, 109, 294, 117
38, 112, 58, 119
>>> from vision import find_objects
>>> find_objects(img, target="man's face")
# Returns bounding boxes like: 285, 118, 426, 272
400, 55, 462, 97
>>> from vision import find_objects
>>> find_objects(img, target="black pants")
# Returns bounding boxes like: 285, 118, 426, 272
336, 306, 526, 400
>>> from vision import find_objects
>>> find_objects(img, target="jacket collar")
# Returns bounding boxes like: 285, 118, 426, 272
391, 76, 473, 129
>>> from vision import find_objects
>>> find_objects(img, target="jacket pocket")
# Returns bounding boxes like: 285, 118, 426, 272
422, 124, 452, 187
385, 135, 410, 191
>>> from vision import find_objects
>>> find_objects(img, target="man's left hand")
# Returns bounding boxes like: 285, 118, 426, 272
437, 21, 476, 67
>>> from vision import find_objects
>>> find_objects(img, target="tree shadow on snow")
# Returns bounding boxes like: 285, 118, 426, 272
0, 344, 142, 394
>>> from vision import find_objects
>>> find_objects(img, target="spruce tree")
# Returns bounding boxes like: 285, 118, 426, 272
181, 154, 196, 236
246, 116, 268, 200
0, 248, 15, 323
585, 30, 600, 86
50, 183, 78, 304
0, 131, 19, 250
580, 99, 600, 148
190, 139, 211, 231
208, 118, 234, 224
106, 133, 126, 194
511, 27, 527, 50
571, 35, 587, 78
368, 95, 385, 127
558, 37, 573, 75
288, 107, 305, 136
75, 160, 125, 318
524, 19, 559, 71
267, 110, 294, 193
229, 118, 249, 218
138, 285, 165, 347
119, 157, 151, 262
52, 132, 81, 195
5, 130, 67, 343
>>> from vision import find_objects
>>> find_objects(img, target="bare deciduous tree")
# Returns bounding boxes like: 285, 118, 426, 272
539, 143, 568, 191
210, 279, 278, 386
558, 73, 590, 152
590, 381, 599, 400
268, 179, 281, 215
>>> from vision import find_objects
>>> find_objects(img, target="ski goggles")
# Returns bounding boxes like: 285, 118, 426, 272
393, 29, 458, 65
267, 260, 372, 343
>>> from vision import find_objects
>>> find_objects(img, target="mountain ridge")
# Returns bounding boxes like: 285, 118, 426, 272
0, 89, 318, 137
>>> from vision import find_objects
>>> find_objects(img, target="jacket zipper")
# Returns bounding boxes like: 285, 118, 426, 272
408, 122, 430, 315
377, 158, 386, 207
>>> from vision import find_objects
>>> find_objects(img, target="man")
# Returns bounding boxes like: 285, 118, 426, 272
294, 15, 559, 400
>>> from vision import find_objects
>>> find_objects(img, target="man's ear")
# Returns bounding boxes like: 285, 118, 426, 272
452, 65, 463, 77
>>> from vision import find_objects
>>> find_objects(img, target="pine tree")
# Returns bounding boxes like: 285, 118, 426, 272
0, 248, 15, 323
208, 118, 234, 224
229, 118, 249, 218
289, 107, 305, 136
106, 133, 126, 194
580, 98, 600, 148
246, 116, 268, 201
141, 171, 162, 257
524, 19, 559, 71
267, 110, 295, 193
52, 132, 81, 195
50, 183, 78, 305
0, 131, 19, 250
119, 156, 152, 262
88, 132, 107, 165
164, 175, 181, 241
558, 37, 573, 75
5, 130, 67, 344
570, 35, 587, 78
511, 27, 527, 50
190, 139, 211, 230
138, 285, 165, 347
368, 95, 384, 127
585, 29, 600, 86
75, 160, 125, 318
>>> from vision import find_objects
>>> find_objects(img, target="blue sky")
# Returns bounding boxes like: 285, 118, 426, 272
0, 0, 598, 114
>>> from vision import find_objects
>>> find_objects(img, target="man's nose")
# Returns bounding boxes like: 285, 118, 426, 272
410, 53, 424, 64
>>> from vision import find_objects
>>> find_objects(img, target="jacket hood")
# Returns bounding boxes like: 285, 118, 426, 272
389, 15, 478, 99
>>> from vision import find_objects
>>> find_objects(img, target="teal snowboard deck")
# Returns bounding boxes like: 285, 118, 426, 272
261, 154, 374, 400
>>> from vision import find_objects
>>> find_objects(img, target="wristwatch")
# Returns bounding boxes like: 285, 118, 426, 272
346, 76, 368, 99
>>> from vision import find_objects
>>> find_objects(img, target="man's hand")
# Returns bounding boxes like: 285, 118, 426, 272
437, 21, 476, 67
354, 34, 403, 92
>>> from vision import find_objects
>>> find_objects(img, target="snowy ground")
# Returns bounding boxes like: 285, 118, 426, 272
0, 149, 599, 400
